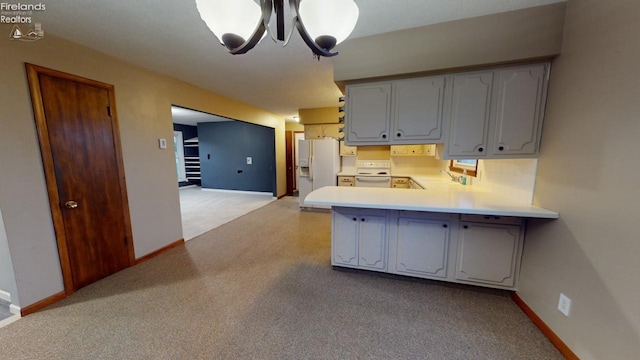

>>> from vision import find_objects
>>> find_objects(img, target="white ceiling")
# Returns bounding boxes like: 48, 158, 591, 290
38, 0, 564, 121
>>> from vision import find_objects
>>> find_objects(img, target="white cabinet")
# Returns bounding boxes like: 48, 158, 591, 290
345, 83, 392, 144
446, 71, 494, 157
490, 64, 548, 156
332, 208, 388, 272
388, 212, 453, 280
337, 176, 355, 187
305, 124, 341, 139
391, 177, 410, 189
392, 76, 446, 143
443, 63, 550, 159
345, 75, 446, 146
390, 144, 435, 156
455, 216, 524, 288
339, 142, 357, 156
346, 63, 550, 159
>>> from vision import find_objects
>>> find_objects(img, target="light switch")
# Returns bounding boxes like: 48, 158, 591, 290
158, 138, 167, 149
246, 157, 252, 165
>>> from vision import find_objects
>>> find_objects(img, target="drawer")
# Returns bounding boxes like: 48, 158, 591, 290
460, 214, 523, 225
337, 176, 355, 187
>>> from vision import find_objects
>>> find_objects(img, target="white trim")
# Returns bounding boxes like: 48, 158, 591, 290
0, 289, 11, 303
9, 304, 20, 315
174, 131, 187, 182
178, 184, 198, 190
201, 188, 275, 198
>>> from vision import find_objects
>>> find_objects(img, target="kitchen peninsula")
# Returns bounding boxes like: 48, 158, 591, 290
305, 182, 558, 290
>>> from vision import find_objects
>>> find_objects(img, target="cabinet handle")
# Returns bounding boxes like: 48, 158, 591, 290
338, 116, 345, 123
338, 96, 345, 102
478, 147, 484, 152
361, 218, 366, 222
338, 106, 345, 112
396, 132, 401, 137
352, 217, 357, 221
382, 134, 387, 139
442, 224, 448, 228
463, 225, 469, 229
498, 146, 504, 151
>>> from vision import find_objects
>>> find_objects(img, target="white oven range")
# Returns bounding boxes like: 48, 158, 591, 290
355, 160, 391, 188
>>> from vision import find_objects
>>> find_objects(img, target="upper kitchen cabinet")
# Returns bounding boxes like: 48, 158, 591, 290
393, 76, 446, 143
345, 82, 392, 144
442, 63, 550, 159
490, 63, 549, 156
344, 75, 446, 146
445, 71, 494, 157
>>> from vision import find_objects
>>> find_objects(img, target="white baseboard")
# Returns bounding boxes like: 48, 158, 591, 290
201, 188, 274, 197
9, 304, 20, 315
0, 289, 11, 303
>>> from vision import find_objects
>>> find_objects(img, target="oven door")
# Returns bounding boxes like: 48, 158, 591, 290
355, 176, 391, 188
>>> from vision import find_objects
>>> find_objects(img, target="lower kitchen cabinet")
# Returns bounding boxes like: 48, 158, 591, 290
331, 208, 525, 290
455, 217, 524, 288
388, 212, 454, 280
332, 207, 388, 271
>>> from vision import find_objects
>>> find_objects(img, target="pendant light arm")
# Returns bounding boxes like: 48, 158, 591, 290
289, 0, 338, 57
227, 0, 273, 54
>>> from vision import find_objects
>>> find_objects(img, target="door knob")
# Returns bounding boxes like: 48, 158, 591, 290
65, 200, 78, 209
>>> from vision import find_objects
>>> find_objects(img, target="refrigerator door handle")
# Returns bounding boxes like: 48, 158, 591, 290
309, 154, 314, 181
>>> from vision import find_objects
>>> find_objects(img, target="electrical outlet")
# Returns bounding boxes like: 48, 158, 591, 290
558, 293, 572, 317
246, 157, 252, 165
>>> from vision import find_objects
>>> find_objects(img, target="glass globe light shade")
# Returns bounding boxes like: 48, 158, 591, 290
298, 0, 359, 50
195, 0, 263, 49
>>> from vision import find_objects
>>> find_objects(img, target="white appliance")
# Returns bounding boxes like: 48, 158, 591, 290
298, 138, 341, 208
355, 160, 391, 188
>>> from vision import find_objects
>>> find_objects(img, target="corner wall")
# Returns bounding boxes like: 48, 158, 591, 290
520, 1, 640, 358
0, 34, 285, 308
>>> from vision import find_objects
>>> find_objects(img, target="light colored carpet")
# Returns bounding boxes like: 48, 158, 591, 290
0, 197, 562, 359
179, 186, 275, 240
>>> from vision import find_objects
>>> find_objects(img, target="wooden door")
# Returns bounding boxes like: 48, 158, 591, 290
26, 64, 134, 293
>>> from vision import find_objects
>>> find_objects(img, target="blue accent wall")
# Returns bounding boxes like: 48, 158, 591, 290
198, 121, 276, 196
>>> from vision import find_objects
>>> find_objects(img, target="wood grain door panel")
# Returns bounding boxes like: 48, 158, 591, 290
29, 66, 133, 291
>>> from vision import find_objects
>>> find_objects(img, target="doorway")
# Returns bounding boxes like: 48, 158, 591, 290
26, 64, 135, 294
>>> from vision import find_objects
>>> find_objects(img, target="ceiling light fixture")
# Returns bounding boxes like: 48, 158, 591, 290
195, 0, 359, 59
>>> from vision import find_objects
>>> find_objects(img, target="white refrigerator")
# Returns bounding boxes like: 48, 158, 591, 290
298, 138, 341, 209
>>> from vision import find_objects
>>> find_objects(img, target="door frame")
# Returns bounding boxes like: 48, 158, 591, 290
25, 63, 135, 296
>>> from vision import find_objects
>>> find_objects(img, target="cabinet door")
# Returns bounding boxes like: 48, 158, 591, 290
346, 83, 392, 144
393, 217, 449, 279
491, 64, 548, 156
447, 72, 494, 157
339, 142, 357, 156
332, 211, 359, 266
304, 125, 323, 139
358, 214, 387, 270
455, 222, 521, 288
393, 76, 446, 142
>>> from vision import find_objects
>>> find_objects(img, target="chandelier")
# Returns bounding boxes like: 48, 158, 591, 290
195, 0, 359, 58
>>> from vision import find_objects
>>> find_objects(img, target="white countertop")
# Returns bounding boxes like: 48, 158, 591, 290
304, 185, 559, 219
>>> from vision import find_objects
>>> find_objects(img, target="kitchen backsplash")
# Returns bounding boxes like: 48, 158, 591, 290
473, 158, 538, 203
339, 148, 538, 204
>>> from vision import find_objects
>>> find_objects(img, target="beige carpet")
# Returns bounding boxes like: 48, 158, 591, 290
179, 187, 275, 240
0, 197, 562, 359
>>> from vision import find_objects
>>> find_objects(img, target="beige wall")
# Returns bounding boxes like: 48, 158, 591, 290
285, 122, 304, 132
0, 35, 285, 307
521, 1, 640, 358
334, 3, 565, 83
